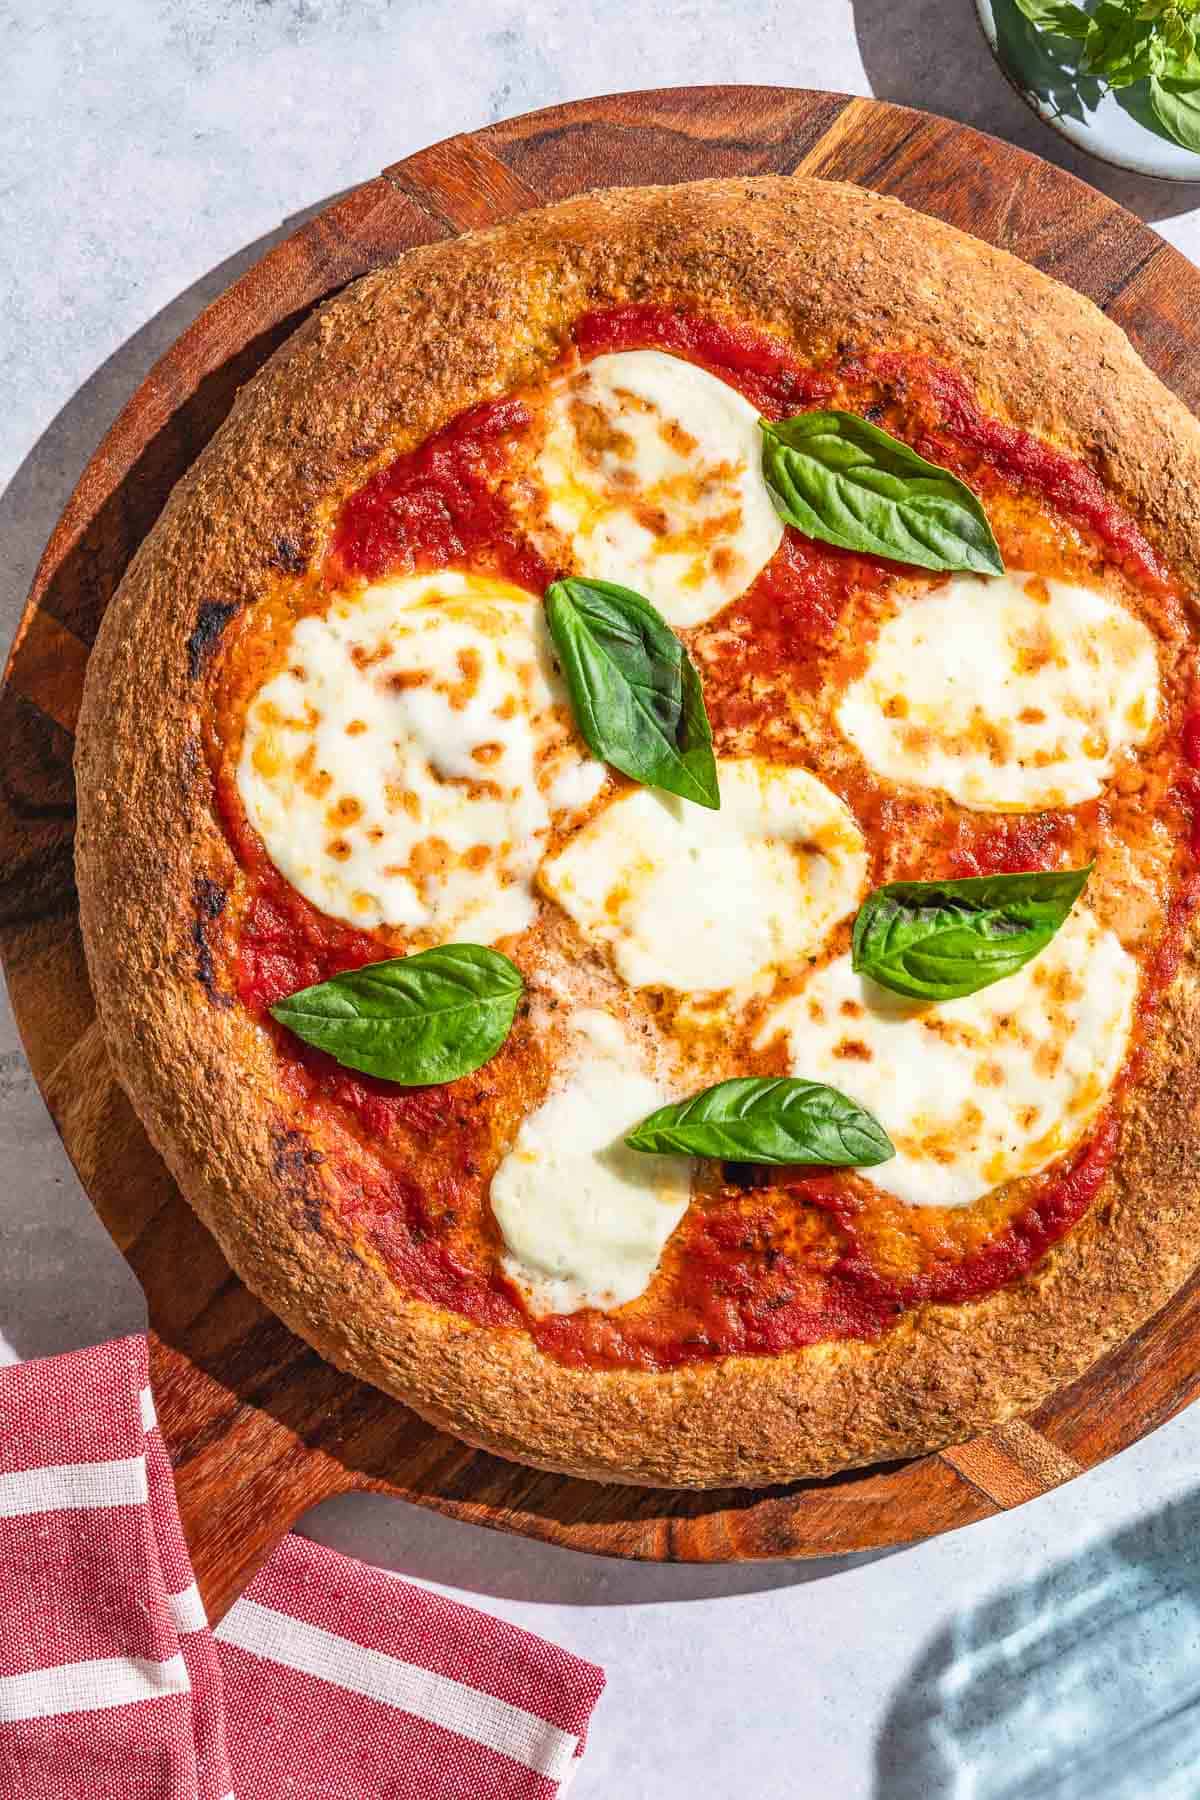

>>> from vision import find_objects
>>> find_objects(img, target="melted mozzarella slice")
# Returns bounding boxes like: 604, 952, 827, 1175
540, 760, 868, 993
490, 1010, 693, 1316
760, 907, 1136, 1208
530, 349, 783, 627
837, 571, 1159, 810
237, 571, 604, 941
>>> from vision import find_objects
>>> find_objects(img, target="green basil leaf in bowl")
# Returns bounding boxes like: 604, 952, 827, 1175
760, 411, 1004, 576
852, 864, 1093, 1002
1012, 0, 1091, 38
270, 944, 524, 1085
626, 1076, 894, 1167
1150, 76, 1200, 154
544, 576, 719, 810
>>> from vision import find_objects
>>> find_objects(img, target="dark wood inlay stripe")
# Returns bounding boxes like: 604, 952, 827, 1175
4, 611, 88, 737
940, 1421, 1083, 1508
385, 137, 543, 233
481, 86, 854, 199
794, 97, 1164, 314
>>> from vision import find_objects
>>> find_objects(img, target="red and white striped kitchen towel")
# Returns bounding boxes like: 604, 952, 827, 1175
0, 1336, 604, 1798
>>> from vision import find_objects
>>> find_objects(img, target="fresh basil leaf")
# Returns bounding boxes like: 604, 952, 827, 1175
544, 577, 719, 810
625, 1077, 894, 1167
1083, 3, 1158, 83
1160, 6, 1199, 64
1160, 42, 1200, 80
1149, 72, 1200, 147
760, 413, 1004, 576
852, 865, 1093, 1002
270, 945, 523, 1084
1013, 0, 1092, 37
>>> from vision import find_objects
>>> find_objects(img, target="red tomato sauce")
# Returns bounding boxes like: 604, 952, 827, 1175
1176, 703, 1200, 857
328, 1149, 522, 1327
573, 303, 837, 417
882, 354, 1173, 596
212, 304, 1198, 1369
530, 1123, 1122, 1370
327, 395, 554, 593
577, 304, 1172, 594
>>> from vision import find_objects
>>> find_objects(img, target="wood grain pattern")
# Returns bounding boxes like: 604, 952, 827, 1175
942, 1421, 1083, 1510
4, 87, 1200, 1620
385, 137, 543, 230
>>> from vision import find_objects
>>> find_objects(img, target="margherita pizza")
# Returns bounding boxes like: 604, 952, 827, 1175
75, 178, 1200, 1485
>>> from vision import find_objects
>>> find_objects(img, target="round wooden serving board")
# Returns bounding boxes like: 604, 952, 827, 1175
6, 86, 1200, 1619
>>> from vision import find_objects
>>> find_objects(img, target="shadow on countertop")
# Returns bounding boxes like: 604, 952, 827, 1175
875, 1485, 1200, 1797
0, 192, 349, 1365
297, 1484, 899, 1609
0, 190, 350, 664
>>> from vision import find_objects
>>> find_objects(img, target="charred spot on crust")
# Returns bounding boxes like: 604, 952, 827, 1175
192, 876, 231, 1007
186, 601, 239, 681
196, 876, 226, 921
269, 533, 309, 577
271, 1126, 327, 1235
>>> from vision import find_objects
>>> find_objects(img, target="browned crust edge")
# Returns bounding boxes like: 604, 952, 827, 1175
75, 176, 1200, 1487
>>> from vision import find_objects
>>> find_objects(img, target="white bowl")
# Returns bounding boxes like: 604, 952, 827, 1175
975, 0, 1200, 181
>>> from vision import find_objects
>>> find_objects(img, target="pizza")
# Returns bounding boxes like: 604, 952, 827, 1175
74, 177, 1200, 1487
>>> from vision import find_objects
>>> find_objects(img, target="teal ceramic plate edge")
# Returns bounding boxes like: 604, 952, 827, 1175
975, 0, 1200, 182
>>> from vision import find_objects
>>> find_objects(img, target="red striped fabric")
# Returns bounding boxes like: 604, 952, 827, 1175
0, 1338, 604, 1798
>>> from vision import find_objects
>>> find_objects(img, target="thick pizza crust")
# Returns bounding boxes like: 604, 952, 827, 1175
75, 177, 1200, 1486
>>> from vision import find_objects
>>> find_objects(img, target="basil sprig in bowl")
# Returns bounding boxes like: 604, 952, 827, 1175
977, 0, 1200, 180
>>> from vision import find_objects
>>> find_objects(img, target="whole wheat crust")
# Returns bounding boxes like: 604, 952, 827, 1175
75, 177, 1200, 1486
